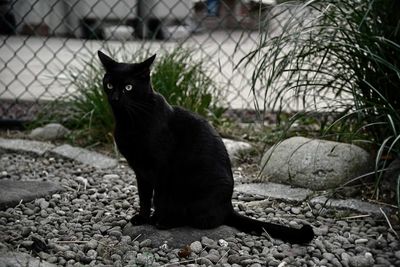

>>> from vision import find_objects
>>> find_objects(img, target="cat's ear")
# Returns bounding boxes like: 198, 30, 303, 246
98, 51, 117, 71
141, 54, 156, 68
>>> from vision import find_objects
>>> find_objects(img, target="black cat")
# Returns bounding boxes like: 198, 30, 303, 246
98, 51, 314, 244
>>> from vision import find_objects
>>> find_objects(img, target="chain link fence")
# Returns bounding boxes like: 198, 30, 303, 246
0, 0, 308, 123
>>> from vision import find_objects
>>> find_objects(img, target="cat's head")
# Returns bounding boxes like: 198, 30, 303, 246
98, 51, 156, 107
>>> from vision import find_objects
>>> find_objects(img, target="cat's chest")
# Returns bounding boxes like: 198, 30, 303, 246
114, 127, 172, 166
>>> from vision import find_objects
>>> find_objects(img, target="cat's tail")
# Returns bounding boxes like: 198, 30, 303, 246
226, 211, 314, 244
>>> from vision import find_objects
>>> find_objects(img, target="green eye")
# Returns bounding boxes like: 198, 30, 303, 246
106, 83, 113, 90
125, 84, 133, 91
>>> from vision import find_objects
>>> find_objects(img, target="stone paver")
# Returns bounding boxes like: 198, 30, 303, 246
0, 137, 54, 156
0, 180, 64, 210
0, 252, 56, 267
235, 182, 314, 202
122, 224, 238, 248
51, 144, 118, 169
309, 196, 390, 217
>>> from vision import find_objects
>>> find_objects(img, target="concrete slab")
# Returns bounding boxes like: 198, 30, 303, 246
0, 137, 54, 156
0, 252, 57, 267
309, 196, 389, 217
51, 144, 118, 169
0, 180, 64, 210
235, 182, 314, 202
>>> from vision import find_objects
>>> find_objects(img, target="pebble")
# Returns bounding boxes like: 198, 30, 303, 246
201, 236, 217, 247
206, 253, 221, 263
85, 239, 98, 250
219, 239, 229, 247
323, 252, 335, 262
103, 174, 120, 179
291, 207, 301, 214
198, 257, 213, 265
228, 254, 242, 264
111, 254, 122, 261
349, 254, 374, 267
63, 250, 76, 260
1, 151, 399, 266
139, 239, 152, 248
21, 227, 31, 237
35, 198, 50, 209
136, 253, 154, 265
47, 256, 58, 263
355, 238, 368, 244
87, 249, 97, 260
23, 208, 35, 216
21, 240, 33, 248
109, 230, 122, 239
190, 241, 203, 254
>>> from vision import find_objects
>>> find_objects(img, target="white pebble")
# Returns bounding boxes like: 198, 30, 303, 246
190, 241, 202, 254
218, 239, 228, 247
103, 174, 120, 179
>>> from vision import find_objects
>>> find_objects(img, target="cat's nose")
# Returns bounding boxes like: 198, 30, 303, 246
111, 91, 120, 101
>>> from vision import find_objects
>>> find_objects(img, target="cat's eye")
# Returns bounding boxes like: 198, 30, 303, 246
106, 83, 113, 90
125, 84, 133, 91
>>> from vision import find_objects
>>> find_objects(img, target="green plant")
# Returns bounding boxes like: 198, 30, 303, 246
241, 0, 400, 203
33, 48, 224, 145
152, 49, 224, 119
33, 56, 114, 145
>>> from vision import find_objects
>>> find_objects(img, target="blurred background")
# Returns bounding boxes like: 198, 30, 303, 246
0, 0, 305, 124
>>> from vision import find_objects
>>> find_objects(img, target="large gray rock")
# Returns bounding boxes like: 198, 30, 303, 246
260, 137, 372, 190
122, 224, 238, 248
0, 137, 54, 156
51, 144, 118, 169
0, 180, 64, 209
29, 123, 70, 141
0, 252, 56, 267
222, 138, 252, 163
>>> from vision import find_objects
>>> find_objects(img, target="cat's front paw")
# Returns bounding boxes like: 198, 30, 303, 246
130, 214, 150, 225
151, 214, 180, 230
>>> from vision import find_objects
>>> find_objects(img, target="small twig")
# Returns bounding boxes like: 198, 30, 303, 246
262, 227, 274, 242
57, 240, 88, 244
199, 244, 208, 255
55, 240, 88, 244
165, 244, 212, 267
343, 214, 371, 220
216, 248, 230, 265
162, 257, 205, 267
132, 234, 142, 242
368, 199, 398, 209
14, 199, 23, 209
61, 184, 75, 192
306, 202, 313, 213
380, 208, 399, 239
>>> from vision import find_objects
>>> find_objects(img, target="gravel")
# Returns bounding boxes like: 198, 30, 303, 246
0, 152, 400, 266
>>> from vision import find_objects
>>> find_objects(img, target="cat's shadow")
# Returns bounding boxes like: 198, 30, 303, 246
122, 223, 239, 248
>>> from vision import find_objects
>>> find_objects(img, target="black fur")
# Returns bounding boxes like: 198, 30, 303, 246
98, 51, 314, 244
